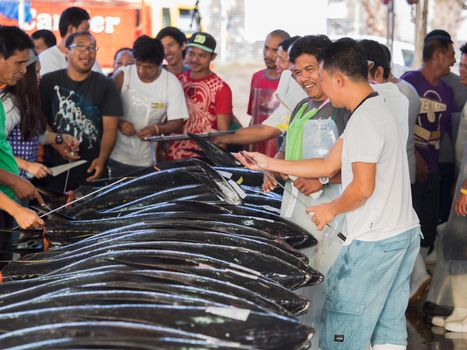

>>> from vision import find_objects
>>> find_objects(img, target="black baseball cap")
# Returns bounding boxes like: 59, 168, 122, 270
187, 32, 216, 53
424, 29, 453, 44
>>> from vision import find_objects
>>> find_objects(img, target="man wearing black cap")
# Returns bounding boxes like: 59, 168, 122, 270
401, 30, 457, 258
167, 32, 233, 160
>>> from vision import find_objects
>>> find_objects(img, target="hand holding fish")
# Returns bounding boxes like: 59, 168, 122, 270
306, 203, 336, 231
24, 162, 52, 178
234, 151, 271, 171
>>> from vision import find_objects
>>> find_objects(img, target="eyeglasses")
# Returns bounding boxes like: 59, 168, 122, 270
69, 44, 98, 53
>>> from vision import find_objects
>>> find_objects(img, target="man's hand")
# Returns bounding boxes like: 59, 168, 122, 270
136, 125, 156, 140
306, 202, 336, 231
87, 157, 106, 182
53, 143, 81, 161
14, 206, 44, 229
62, 134, 80, 152
234, 151, 271, 171
25, 162, 52, 179
10, 176, 45, 206
119, 120, 136, 136
294, 178, 323, 196
455, 192, 467, 217
415, 150, 428, 182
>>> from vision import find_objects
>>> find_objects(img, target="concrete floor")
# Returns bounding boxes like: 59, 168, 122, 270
407, 305, 467, 350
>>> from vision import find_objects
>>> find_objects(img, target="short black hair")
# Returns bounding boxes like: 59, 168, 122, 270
321, 38, 368, 82
132, 35, 164, 66
289, 35, 332, 64
380, 43, 391, 63
424, 29, 452, 43
65, 31, 95, 49
114, 47, 133, 61
423, 36, 453, 62
268, 29, 290, 41
156, 26, 187, 47
31, 29, 57, 48
0, 26, 34, 59
460, 43, 467, 55
59, 7, 90, 38
358, 39, 390, 80
279, 35, 301, 52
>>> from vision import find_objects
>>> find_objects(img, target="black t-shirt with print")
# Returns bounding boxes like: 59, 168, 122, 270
39, 69, 122, 191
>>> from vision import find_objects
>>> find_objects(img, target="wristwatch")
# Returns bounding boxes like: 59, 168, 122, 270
55, 133, 64, 145
319, 176, 330, 188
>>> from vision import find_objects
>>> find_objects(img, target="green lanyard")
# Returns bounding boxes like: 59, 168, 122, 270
285, 99, 329, 160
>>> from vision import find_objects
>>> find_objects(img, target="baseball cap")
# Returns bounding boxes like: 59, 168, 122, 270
187, 32, 216, 53
424, 29, 453, 44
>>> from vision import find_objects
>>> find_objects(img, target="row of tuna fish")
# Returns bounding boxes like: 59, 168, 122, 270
0, 157, 322, 349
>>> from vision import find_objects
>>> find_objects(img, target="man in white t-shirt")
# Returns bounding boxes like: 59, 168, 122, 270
39, 7, 102, 76
236, 38, 420, 350
108, 35, 188, 176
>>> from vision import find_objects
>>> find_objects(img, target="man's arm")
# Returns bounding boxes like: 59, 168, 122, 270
307, 162, 376, 230
216, 124, 282, 145
87, 116, 118, 181
236, 138, 343, 179
0, 169, 45, 204
216, 114, 233, 131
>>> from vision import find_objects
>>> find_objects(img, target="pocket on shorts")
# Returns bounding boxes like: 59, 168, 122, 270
376, 236, 410, 253
321, 297, 369, 350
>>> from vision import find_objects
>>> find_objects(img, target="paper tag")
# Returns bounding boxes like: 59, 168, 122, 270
206, 307, 251, 321
309, 189, 323, 199
217, 170, 233, 179
228, 179, 247, 199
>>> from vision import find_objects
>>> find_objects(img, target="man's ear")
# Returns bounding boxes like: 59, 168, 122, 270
67, 25, 77, 36
211, 52, 217, 61
335, 71, 345, 88
374, 66, 385, 83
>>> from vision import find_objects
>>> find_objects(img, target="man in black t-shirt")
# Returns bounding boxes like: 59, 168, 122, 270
40, 31, 122, 191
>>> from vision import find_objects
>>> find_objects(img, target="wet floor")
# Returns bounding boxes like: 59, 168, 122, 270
406, 302, 467, 349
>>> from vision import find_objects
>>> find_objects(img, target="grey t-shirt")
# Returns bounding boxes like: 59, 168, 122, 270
396, 79, 420, 184
279, 97, 350, 152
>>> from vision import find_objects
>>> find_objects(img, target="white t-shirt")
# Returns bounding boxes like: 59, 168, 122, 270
39, 45, 103, 76
0, 94, 20, 135
110, 65, 189, 167
341, 93, 419, 245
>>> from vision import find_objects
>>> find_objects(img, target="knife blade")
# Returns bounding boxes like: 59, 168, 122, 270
49, 160, 87, 177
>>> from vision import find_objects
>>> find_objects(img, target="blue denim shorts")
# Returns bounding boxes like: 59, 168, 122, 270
319, 227, 421, 350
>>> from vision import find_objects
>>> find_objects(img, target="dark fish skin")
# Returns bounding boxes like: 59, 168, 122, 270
0, 268, 292, 315
0, 321, 248, 350
188, 133, 239, 167
2, 242, 320, 289
63, 162, 242, 218
30, 229, 308, 270
0, 304, 314, 350
0, 289, 230, 313
0, 264, 309, 315
35, 212, 315, 249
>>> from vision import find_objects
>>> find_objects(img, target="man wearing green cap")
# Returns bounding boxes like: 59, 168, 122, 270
167, 32, 233, 160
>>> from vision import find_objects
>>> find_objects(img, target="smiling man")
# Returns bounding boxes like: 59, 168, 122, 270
156, 26, 190, 77
167, 32, 233, 160
39, 31, 122, 191
39, 6, 102, 76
